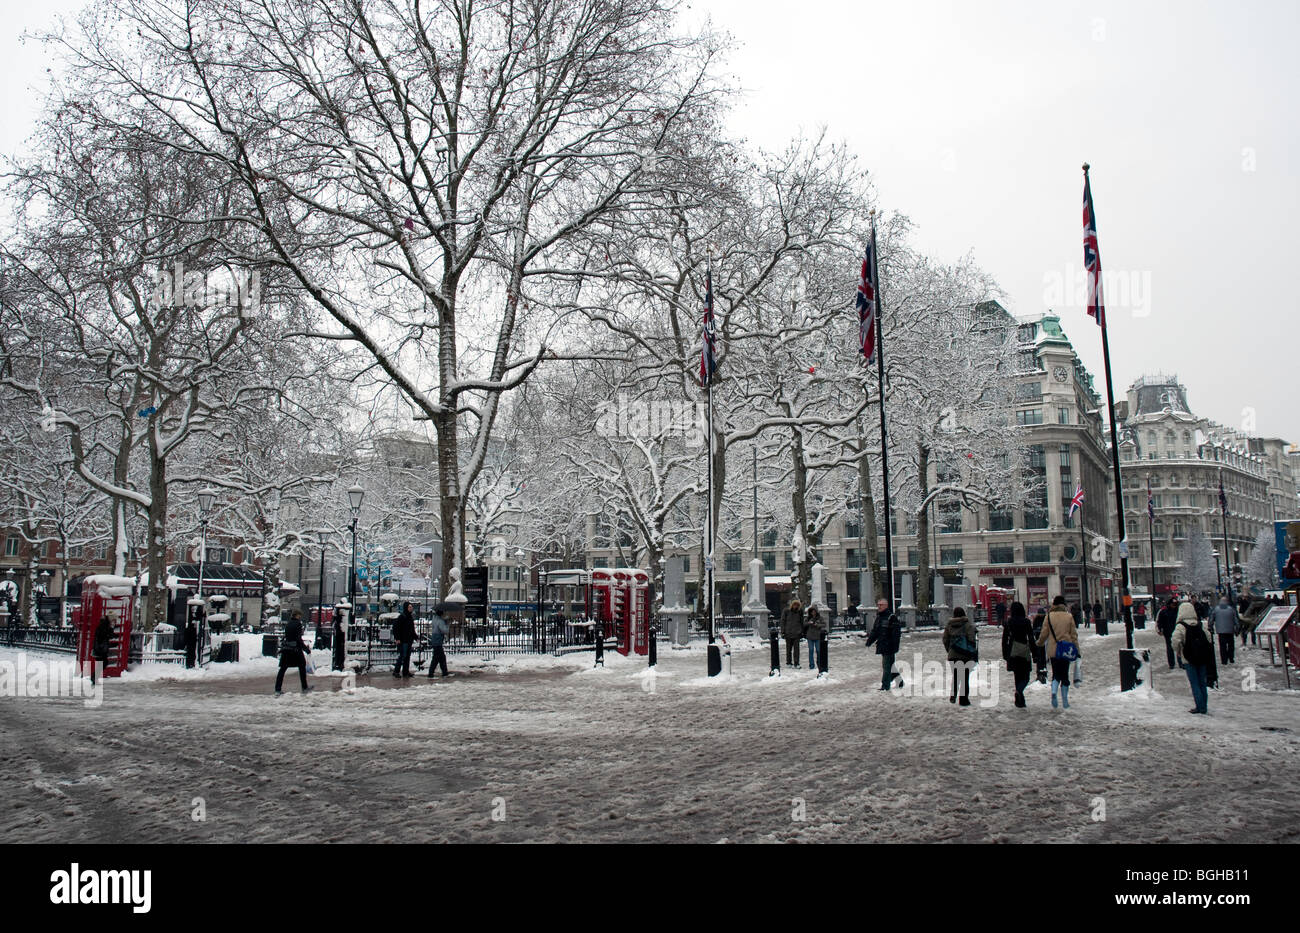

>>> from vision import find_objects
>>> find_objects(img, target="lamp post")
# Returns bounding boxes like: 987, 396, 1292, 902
347, 483, 363, 613
514, 549, 525, 610
1212, 549, 1222, 596
197, 487, 216, 599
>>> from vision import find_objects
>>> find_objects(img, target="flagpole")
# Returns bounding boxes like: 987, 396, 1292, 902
869, 212, 896, 612
1147, 476, 1157, 601
706, 261, 716, 647
1080, 503, 1088, 613
1084, 163, 1135, 653
1219, 468, 1233, 605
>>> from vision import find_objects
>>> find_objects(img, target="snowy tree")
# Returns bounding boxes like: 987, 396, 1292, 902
1244, 527, 1277, 589
1178, 525, 1219, 594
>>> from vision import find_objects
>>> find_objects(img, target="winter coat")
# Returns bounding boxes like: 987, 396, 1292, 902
1211, 603, 1239, 635
865, 612, 901, 656
429, 614, 450, 647
942, 616, 978, 661
781, 605, 805, 640
92, 618, 113, 660
1092, 601, 1104, 621
1156, 605, 1178, 637
394, 609, 417, 644
1001, 613, 1034, 664
281, 618, 308, 662
1036, 608, 1078, 658
804, 610, 825, 641
1170, 602, 1206, 661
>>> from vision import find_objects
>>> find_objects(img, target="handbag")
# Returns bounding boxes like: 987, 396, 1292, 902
1047, 619, 1079, 661
951, 630, 978, 661
1010, 637, 1032, 661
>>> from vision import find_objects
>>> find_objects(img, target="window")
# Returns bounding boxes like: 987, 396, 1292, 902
905, 549, 920, 567
1059, 445, 1072, 467
1016, 381, 1043, 401
762, 552, 775, 572
1016, 409, 1044, 426
940, 547, 963, 566
1058, 407, 1070, 425
1024, 544, 1051, 563
989, 510, 1014, 532
784, 552, 794, 571
725, 553, 741, 573
938, 501, 961, 533
682, 556, 691, 573
988, 546, 1015, 564
4, 536, 18, 557
844, 517, 862, 538
761, 527, 778, 548
591, 557, 608, 568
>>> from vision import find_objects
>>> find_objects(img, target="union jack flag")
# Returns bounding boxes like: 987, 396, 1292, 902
856, 241, 877, 363
1083, 168, 1105, 328
699, 268, 717, 386
1147, 477, 1155, 521
1069, 484, 1085, 519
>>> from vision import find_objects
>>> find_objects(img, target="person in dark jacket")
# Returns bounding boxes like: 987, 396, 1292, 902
864, 598, 902, 691
392, 601, 417, 677
804, 606, 824, 670
1155, 598, 1179, 669
275, 610, 313, 695
1210, 597, 1238, 665
90, 614, 114, 685
781, 599, 804, 668
426, 608, 450, 677
1031, 608, 1048, 683
942, 606, 978, 706
1092, 600, 1104, 627
332, 605, 347, 671
1001, 601, 1034, 708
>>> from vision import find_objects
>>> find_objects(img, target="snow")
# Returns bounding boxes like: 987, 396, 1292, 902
1, 627, 1296, 843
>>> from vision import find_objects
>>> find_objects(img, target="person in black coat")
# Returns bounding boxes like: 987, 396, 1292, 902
864, 598, 903, 691
90, 615, 114, 685
332, 606, 347, 671
1001, 601, 1034, 707
392, 601, 417, 677
275, 610, 313, 695
1030, 608, 1048, 683
1155, 598, 1179, 669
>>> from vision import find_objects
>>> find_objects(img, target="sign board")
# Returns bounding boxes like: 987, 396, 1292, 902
462, 566, 489, 620
1277, 521, 1300, 586
1256, 605, 1295, 636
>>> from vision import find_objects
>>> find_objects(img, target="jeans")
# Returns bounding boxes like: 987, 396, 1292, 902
1070, 656, 1082, 684
393, 642, 412, 676
1185, 663, 1209, 713
949, 661, 971, 702
1163, 633, 1176, 669
807, 638, 820, 669
786, 637, 800, 667
428, 644, 448, 676
1217, 633, 1235, 665
880, 653, 897, 690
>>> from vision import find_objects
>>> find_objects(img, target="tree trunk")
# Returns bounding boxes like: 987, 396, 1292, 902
916, 443, 931, 611
146, 438, 168, 631
790, 430, 811, 607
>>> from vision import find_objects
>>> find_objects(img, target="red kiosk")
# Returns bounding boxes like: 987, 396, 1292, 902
591, 568, 650, 656
74, 574, 136, 678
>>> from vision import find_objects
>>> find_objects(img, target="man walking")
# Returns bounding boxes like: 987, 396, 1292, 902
1211, 596, 1239, 665
781, 599, 804, 669
275, 609, 313, 695
393, 601, 417, 677
1155, 597, 1179, 669
865, 598, 902, 691
426, 607, 450, 678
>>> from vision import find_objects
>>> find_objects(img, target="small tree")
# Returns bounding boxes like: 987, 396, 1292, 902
1244, 527, 1277, 589
1178, 525, 1218, 594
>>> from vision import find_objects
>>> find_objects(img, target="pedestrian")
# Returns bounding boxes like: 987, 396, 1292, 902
864, 598, 903, 691
1171, 599, 1213, 714
1068, 603, 1085, 685
804, 605, 824, 671
393, 601, 416, 677
1031, 607, 1048, 684
1156, 597, 1179, 669
90, 613, 114, 685
1001, 600, 1034, 708
1036, 595, 1079, 709
942, 606, 978, 706
332, 605, 347, 671
275, 609, 313, 695
1133, 601, 1147, 630
1091, 599, 1104, 628
994, 600, 1007, 628
1075, 601, 1089, 630
426, 607, 450, 678
781, 598, 804, 668
1210, 596, 1238, 665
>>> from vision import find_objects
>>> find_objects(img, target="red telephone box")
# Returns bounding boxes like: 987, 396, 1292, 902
630, 570, 650, 655
75, 574, 136, 678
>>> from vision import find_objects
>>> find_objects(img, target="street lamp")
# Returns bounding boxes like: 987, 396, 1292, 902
347, 483, 364, 614
514, 549, 525, 606
197, 488, 216, 598
1212, 549, 1222, 596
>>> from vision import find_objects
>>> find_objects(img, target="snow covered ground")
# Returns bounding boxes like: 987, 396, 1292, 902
1, 626, 1296, 843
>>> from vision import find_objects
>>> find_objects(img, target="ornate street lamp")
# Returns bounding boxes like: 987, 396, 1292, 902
197, 488, 216, 598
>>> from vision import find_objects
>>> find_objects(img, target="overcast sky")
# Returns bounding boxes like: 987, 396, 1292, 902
4, 0, 1296, 443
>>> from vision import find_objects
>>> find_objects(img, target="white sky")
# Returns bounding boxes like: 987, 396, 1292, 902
3, 0, 1297, 442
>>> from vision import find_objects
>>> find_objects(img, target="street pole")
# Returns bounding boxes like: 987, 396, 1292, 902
1218, 468, 1234, 605
868, 212, 896, 613
1080, 508, 1088, 613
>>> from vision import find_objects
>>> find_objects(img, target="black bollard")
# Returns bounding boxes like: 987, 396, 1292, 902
648, 625, 657, 667
768, 626, 781, 675
594, 625, 604, 667
818, 633, 829, 675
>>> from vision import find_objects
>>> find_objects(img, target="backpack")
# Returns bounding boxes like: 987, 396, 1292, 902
950, 625, 978, 661
1181, 621, 1213, 667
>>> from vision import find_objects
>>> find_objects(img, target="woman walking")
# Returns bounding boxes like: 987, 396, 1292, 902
942, 606, 978, 706
275, 609, 313, 695
1001, 601, 1034, 708
1036, 595, 1079, 709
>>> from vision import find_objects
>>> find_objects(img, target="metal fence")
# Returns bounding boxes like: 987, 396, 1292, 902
0, 625, 77, 654
334, 617, 603, 668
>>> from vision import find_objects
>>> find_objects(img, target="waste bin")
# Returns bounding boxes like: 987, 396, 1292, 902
707, 637, 731, 677
1095, 616, 1109, 636
215, 639, 240, 663
262, 634, 280, 657
1118, 648, 1148, 691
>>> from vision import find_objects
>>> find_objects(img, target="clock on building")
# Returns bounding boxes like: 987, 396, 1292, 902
1053, 365, 1070, 383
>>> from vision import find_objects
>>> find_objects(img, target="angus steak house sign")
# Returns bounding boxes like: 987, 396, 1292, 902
978, 566, 1057, 576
